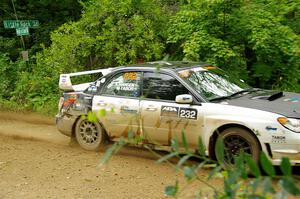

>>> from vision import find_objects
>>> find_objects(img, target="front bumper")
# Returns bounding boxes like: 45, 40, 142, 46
268, 130, 300, 166
270, 144, 300, 166
55, 114, 77, 137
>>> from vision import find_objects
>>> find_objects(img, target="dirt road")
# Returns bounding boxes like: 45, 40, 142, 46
0, 112, 218, 199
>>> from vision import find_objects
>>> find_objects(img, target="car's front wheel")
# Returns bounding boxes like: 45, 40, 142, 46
215, 127, 260, 165
75, 118, 106, 151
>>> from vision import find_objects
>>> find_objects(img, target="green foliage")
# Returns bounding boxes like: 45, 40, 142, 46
0, 0, 82, 114
280, 157, 291, 176
0, 0, 168, 115
40, 0, 166, 74
279, 177, 300, 196
98, 109, 107, 117
0, 54, 16, 99
167, 0, 300, 91
0, 0, 83, 59
245, 155, 261, 178
181, 130, 189, 152
197, 136, 206, 156
260, 153, 275, 177
0, 0, 299, 115
0, 54, 58, 114
165, 181, 179, 197
157, 152, 178, 164
99, 137, 126, 166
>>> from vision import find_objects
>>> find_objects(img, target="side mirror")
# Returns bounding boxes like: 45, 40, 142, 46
100, 78, 106, 83
175, 94, 193, 104
96, 78, 106, 87
87, 85, 97, 93
96, 81, 101, 87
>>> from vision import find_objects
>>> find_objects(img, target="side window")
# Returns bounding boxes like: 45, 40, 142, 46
143, 72, 189, 101
102, 72, 141, 97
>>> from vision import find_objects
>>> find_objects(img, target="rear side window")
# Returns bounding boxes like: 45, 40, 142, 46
142, 72, 189, 101
101, 72, 141, 97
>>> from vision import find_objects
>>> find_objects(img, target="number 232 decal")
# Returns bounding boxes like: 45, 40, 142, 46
179, 108, 197, 120
161, 106, 198, 120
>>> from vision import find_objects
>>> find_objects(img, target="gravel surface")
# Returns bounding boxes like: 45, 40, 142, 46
0, 111, 219, 199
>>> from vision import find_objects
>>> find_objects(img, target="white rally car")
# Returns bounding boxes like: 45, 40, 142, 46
56, 61, 300, 165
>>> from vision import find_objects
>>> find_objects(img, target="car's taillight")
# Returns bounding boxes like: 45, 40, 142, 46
62, 95, 77, 108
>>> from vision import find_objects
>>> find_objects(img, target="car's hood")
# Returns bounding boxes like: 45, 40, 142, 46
222, 89, 300, 118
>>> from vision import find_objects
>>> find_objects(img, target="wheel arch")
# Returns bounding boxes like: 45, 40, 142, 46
71, 116, 80, 138
71, 115, 109, 139
208, 123, 262, 160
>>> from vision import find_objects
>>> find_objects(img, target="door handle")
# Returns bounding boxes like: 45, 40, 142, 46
121, 106, 130, 111
146, 107, 157, 111
97, 101, 107, 106
83, 96, 92, 101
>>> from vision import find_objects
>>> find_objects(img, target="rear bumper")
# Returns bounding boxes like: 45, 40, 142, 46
55, 114, 77, 137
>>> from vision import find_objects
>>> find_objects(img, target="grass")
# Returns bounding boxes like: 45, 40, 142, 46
0, 98, 57, 117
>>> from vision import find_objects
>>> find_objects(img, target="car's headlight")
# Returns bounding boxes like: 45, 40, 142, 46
277, 117, 300, 133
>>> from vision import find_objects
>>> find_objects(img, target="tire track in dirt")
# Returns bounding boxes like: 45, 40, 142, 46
0, 111, 165, 160
0, 117, 68, 146
1, 111, 300, 199
0, 111, 220, 199
0, 111, 54, 125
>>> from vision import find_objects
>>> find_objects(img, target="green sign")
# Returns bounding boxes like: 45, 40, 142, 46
3, 20, 39, 29
16, 27, 29, 36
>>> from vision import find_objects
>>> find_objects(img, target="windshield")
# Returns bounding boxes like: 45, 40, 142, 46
178, 67, 250, 101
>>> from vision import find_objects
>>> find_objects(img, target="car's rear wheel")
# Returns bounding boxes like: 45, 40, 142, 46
215, 127, 260, 165
75, 118, 106, 151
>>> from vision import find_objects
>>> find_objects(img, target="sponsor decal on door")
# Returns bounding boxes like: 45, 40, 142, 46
161, 106, 197, 120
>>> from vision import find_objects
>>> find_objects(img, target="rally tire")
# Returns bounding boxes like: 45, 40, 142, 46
75, 118, 106, 151
215, 127, 260, 165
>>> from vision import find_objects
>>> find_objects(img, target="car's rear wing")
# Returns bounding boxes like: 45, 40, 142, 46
59, 68, 112, 91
